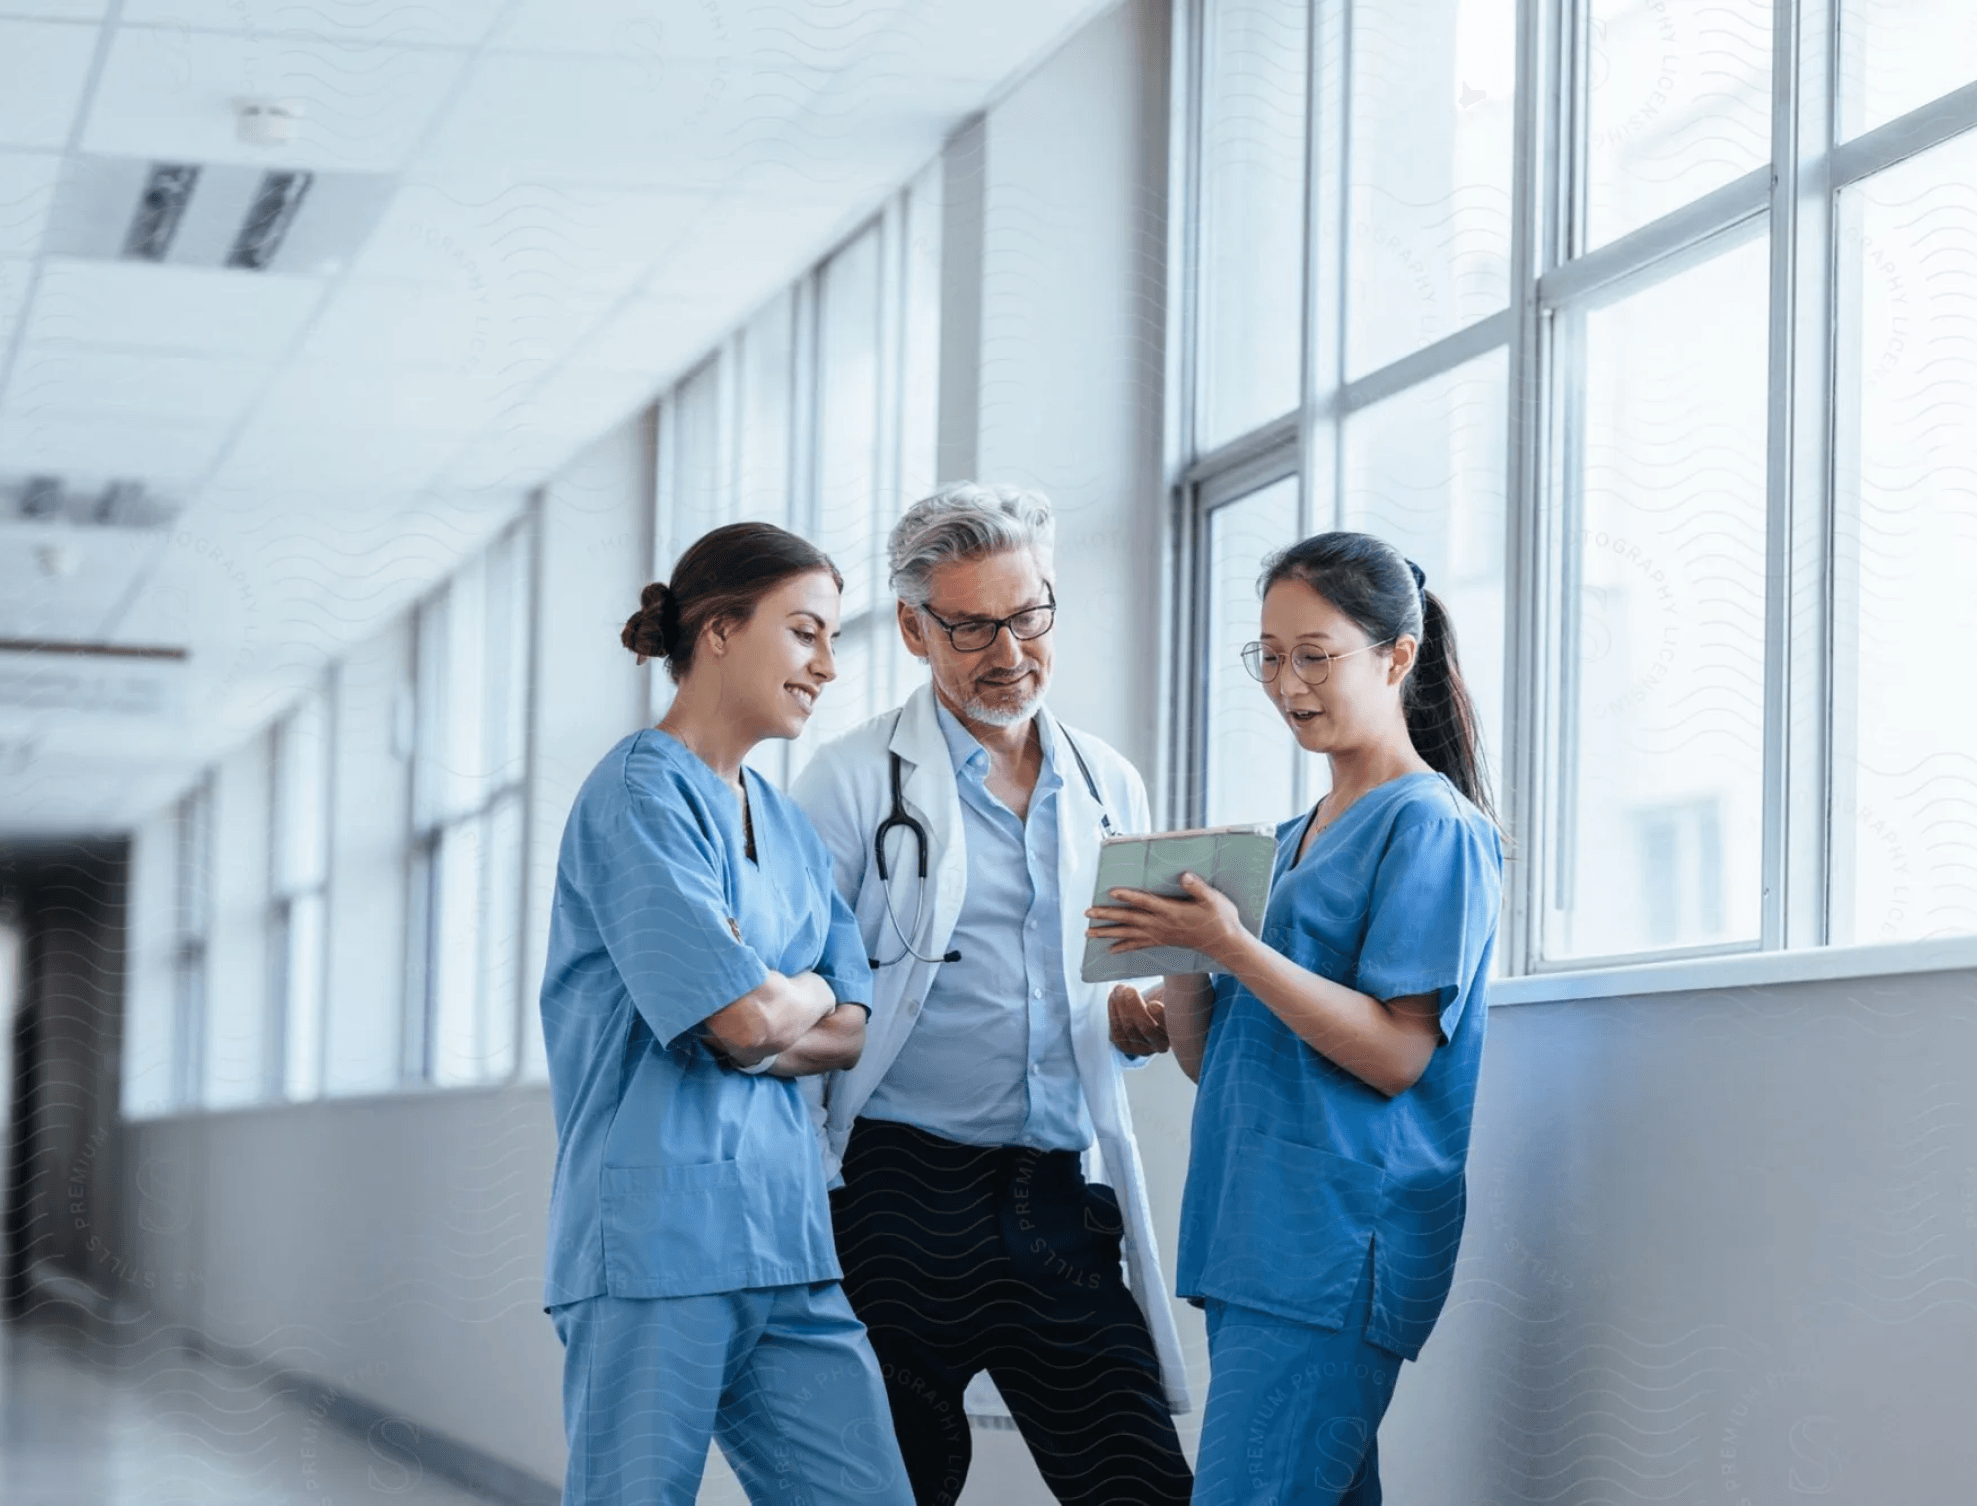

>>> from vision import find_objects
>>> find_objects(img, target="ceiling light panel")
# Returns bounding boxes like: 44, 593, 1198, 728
45, 157, 398, 275
0, 151, 64, 258
0, 21, 98, 150
83, 28, 470, 174
415, 51, 828, 191
120, 0, 507, 48
26, 259, 324, 355
0, 473, 181, 528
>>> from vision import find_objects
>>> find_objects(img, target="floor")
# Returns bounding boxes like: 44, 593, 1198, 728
0, 1316, 495, 1506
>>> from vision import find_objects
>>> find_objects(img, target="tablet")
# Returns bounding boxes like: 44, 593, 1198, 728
1080, 823, 1278, 984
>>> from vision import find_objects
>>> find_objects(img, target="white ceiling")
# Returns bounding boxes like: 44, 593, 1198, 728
0, 0, 1116, 836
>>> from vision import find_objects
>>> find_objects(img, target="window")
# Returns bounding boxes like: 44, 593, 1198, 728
1830, 129, 1977, 944
1199, 474, 1307, 827
1194, 0, 1309, 450
1176, 0, 1977, 974
269, 686, 331, 1099
407, 521, 534, 1085
651, 167, 942, 786
171, 776, 212, 1110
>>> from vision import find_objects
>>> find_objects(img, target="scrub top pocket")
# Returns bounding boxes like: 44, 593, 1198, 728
600, 1155, 836, 1299
1203, 1127, 1385, 1331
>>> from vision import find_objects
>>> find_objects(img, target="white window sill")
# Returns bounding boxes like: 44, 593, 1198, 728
1491, 934, 1977, 1007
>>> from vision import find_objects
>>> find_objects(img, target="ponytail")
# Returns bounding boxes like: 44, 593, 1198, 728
1405, 589, 1495, 822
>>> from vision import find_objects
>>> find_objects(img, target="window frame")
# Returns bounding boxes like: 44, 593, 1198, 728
170, 774, 213, 1112
402, 515, 539, 1087
267, 677, 334, 1101
650, 169, 943, 783
1168, 0, 1977, 986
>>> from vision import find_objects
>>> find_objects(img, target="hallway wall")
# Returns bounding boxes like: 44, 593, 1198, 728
1382, 964, 1977, 1503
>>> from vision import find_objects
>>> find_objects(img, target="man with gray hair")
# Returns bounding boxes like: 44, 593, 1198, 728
792, 483, 1192, 1505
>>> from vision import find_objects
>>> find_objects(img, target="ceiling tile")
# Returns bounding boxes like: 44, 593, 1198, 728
0, 520, 157, 641
211, 420, 466, 494
348, 177, 707, 293
8, 345, 268, 423
82, 27, 469, 174
296, 274, 499, 370
0, 406, 234, 481
442, 424, 586, 491
251, 358, 500, 434
0, 261, 30, 348
120, 0, 507, 47
490, 0, 910, 70
325, 179, 714, 389
891, 0, 1114, 88
2, 2, 109, 17
0, 20, 98, 150
25, 259, 324, 356
641, 193, 865, 303
0, 151, 64, 258
571, 291, 738, 381
414, 50, 827, 191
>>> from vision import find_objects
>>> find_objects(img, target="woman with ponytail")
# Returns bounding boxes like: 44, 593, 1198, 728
539, 522, 911, 1505
1088, 532, 1502, 1505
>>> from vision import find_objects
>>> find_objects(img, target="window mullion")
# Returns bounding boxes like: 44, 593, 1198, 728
1762, 0, 1838, 950
1301, 0, 1346, 540
1500, 0, 1567, 975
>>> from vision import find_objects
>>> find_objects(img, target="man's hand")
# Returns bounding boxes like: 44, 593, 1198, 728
1108, 983, 1171, 1057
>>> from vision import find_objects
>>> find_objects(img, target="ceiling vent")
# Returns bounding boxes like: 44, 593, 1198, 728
0, 473, 182, 530
123, 164, 200, 261
46, 156, 392, 277
228, 170, 313, 270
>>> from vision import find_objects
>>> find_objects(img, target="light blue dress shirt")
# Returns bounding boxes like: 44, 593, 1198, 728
540, 729, 871, 1306
1176, 772, 1503, 1361
861, 701, 1094, 1151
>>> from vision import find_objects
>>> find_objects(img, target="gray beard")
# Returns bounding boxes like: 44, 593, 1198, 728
962, 681, 1043, 727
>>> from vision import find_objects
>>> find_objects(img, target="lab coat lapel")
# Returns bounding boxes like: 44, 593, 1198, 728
1045, 709, 1118, 1103
886, 685, 967, 957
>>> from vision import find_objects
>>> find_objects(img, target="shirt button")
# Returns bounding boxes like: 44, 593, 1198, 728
1032, 988, 1043, 999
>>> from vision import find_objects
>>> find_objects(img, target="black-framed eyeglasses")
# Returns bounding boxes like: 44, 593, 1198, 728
919, 588, 1057, 653
1240, 638, 1393, 686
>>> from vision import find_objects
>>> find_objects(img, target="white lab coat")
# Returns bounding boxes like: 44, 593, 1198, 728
790, 682, 1192, 1417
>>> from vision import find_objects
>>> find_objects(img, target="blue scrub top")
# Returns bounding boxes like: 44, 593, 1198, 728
1176, 771, 1502, 1360
540, 729, 872, 1307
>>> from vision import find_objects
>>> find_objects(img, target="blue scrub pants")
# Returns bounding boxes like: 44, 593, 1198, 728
551, 1281, 913, 1505
1192, 1254, 1402, 1506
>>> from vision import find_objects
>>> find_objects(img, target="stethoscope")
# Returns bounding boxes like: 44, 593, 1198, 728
868, 711, 1118, 968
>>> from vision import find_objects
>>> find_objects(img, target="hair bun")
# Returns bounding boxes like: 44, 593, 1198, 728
621, 580, 676, 662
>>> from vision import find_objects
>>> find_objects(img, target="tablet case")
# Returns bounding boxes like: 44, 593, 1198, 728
1080, 823, 1278, 984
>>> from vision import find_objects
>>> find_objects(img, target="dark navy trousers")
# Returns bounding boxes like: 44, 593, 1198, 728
829, 1117, 1193, 1506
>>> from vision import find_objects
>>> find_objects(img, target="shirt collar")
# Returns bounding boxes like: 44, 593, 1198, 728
931, 696, 1061, 787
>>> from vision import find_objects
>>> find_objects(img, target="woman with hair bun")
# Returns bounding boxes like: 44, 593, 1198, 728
539, 522, 911, 1505
1088, 531, 1503, 1506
